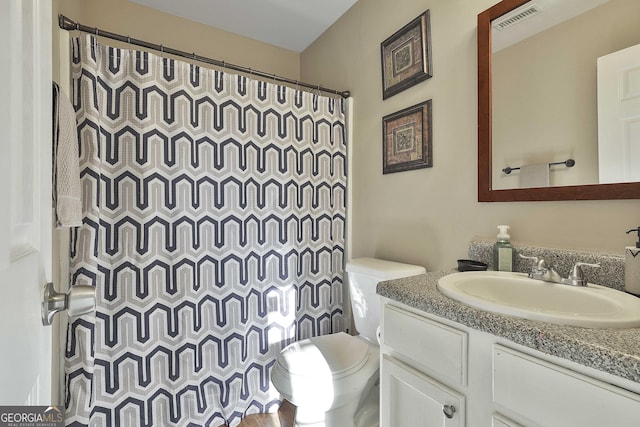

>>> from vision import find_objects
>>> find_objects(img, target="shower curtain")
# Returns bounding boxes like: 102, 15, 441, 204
64, 34, 347, 427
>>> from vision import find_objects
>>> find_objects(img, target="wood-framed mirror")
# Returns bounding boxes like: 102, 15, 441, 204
478, 0, 640, 201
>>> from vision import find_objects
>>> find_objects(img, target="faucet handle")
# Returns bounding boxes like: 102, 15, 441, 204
567, 262, 600, 286
518, 254, 538, 262
518, 254, 547, 271
518, 254, 550, 279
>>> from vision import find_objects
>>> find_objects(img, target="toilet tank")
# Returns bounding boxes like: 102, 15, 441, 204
345, 258, 426, 343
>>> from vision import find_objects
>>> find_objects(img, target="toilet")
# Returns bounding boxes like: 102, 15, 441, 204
271, 258, 426, 427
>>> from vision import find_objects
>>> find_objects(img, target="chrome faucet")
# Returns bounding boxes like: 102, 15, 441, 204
518, 254, 600, 287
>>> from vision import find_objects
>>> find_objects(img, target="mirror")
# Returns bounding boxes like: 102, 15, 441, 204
478, 0, 640, 201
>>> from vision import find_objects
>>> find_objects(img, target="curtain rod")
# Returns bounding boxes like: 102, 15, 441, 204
58, 14, 351, 99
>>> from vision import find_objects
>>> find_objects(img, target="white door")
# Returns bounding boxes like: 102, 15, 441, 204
0, 0, 53, 404
597, 43, 640, 184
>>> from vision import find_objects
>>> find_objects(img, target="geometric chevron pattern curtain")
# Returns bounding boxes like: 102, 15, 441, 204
64, 34, 346, 427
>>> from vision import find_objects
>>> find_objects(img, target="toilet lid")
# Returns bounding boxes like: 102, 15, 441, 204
276, 332, 369, 379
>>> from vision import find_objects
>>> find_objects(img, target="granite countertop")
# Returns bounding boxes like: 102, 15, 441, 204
377, 271, 640, 384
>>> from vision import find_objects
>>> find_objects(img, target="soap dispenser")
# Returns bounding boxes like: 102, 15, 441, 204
625, 227, 640, 296
493, 225, 514, 272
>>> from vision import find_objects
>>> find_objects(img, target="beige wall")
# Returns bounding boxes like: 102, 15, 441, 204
301, 0, 640, 271
55, 0, 300, 81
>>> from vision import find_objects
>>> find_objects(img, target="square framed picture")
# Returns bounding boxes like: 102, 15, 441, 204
382, 100, 432, 174
380, 10, 432, 100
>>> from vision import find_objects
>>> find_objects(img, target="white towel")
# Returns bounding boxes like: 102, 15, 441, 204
53, 82, 83, 228
519, 163, 550, 188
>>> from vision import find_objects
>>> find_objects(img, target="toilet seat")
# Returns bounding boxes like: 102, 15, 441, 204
275, 332, 369, 380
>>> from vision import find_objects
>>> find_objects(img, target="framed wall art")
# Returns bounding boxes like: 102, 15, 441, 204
382, 100, 432, 174
380, 10, 432, 100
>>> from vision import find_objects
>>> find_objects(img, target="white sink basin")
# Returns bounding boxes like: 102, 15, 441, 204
437, 271, 640, 328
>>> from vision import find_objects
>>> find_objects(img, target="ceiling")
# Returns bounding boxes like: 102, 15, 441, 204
130, 0, 359, 52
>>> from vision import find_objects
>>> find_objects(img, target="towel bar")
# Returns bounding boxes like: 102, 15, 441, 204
502, 158, 575, 175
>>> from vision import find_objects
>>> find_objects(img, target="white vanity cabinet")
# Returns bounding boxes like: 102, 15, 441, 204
380, 304, 467, 426
380, 299, 640, 427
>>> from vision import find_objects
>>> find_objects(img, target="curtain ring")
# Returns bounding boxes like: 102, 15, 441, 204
160, 44, 164, 58
75, 22, 80, 32
91, 27, 99, 49
127, 36, 131, 51
190, 52, 196, 80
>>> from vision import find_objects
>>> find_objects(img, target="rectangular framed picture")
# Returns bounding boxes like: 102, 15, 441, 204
380, 10, 432, 100
382, 100, 433, 174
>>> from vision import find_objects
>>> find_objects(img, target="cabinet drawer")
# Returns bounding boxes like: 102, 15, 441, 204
383, 304, 468, 386
493, 345, 640, 427
492, 413, 522, 427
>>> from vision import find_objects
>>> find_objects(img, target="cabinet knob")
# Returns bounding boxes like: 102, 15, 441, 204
442, 404, 456, 419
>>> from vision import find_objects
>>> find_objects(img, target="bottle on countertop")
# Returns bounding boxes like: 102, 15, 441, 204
624, 227, 640, 296
493, 225, 514, 272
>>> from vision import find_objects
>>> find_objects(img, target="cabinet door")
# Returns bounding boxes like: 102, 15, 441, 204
381, 355, 465, 427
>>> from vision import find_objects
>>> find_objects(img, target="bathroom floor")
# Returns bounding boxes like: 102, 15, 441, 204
218, 401, 295, 427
